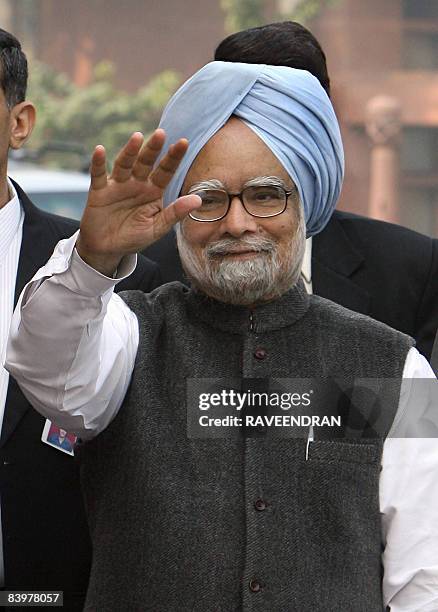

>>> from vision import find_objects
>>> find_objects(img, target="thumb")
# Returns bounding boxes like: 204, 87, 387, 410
155, 194, 202, 236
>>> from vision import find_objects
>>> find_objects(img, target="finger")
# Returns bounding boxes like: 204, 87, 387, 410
111, 132, 144, 182
148, 138, 189, 190
153, 194, 202, 239
132, 129, 166, 181
90, 146, 108, 191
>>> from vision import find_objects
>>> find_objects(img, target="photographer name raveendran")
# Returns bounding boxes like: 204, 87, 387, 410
199, 415, 342, 427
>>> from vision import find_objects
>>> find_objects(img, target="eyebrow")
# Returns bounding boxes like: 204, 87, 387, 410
243, 176, 289, 189
187, 179, 225, 193
187, 176, 292, 193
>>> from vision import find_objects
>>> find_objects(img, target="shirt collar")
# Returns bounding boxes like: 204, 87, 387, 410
301, 237, 312, 285
0, 179, 23, 263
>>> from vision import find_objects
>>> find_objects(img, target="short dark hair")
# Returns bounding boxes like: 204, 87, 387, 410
214, 21, 330, 97
0, 28, 28, 108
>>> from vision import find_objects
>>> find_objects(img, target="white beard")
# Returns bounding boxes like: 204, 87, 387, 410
176, 212, 306, 306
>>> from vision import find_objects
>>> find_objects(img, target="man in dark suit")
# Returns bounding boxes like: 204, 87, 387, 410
0, 29, 161, 610
143, 21, 438, 360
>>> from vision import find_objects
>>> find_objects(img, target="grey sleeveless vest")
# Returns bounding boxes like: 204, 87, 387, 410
78, 281, 413, 612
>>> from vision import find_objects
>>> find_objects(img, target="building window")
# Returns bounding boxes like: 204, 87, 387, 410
402, 0, 438, 70
402, 30, 438, 70
403, 0, 438, 20
401, 128, 438, 174
401, 127, 438, 236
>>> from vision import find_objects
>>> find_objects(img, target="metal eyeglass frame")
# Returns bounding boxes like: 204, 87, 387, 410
188, 186, 294, 222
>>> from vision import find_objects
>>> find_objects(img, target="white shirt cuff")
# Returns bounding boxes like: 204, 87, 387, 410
67, 247, 137, 297
25, 230, 137, 299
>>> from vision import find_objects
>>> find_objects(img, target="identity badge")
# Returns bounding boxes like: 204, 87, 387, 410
41, 419, 77, 456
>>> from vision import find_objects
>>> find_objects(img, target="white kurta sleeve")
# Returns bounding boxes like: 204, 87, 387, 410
5, 232, 139, 440
381, 347, 438, 611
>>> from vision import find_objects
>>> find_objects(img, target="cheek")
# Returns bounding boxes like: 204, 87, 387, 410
261, 211, 297, 242
181, 218, 217, 249
280, 206, 300, 235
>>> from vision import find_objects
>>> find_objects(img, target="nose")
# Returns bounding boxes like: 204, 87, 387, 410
218, 195, 258, 237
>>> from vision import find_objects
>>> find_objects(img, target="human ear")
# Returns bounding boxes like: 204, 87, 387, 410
9, 100, 36, 149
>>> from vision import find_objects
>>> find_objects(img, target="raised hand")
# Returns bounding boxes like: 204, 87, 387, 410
76, 129, 201, 276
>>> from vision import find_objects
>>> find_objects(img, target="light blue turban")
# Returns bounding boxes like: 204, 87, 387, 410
158, 61, 344, 237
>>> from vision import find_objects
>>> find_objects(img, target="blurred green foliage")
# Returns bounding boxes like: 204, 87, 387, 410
221, 0, 341, 32
27, 60, 181, 169
221, 0, 266, 33
286, 0, 341, 23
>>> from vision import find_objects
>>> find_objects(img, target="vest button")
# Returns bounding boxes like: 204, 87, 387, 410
254, 348, 267, 360
249, 579, 262, 593
254, 498, 267, 511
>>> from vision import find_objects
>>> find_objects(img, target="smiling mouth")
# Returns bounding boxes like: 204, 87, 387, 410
221, 249, 265, 258
207, 243, 274, 259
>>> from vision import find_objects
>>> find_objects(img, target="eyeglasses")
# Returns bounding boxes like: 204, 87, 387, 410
188, 185, 294, 222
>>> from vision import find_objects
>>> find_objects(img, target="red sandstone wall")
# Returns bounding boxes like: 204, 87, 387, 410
36, 0, 226, 89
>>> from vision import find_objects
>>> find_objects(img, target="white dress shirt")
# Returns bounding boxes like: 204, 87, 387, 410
0, 181, 24, 586
0, 182, 23, 429
301, 237, 313, 293
5, 232, 438, 611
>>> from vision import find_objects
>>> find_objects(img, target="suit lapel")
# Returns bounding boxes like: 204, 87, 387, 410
312, 213, 371, 316
2, 183, 60, 447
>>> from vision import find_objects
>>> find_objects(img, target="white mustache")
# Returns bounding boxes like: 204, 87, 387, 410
206, 236, 276, 258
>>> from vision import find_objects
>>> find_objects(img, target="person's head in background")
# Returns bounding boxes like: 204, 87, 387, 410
0, 28, 35, 206
214, 21, 330, 97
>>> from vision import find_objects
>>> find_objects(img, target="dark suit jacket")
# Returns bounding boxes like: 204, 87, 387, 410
143, 210, 438, 359
0, 181, 161, 611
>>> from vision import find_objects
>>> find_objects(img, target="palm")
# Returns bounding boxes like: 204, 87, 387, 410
77, 130, 200, 272
82, 173, 164, 254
